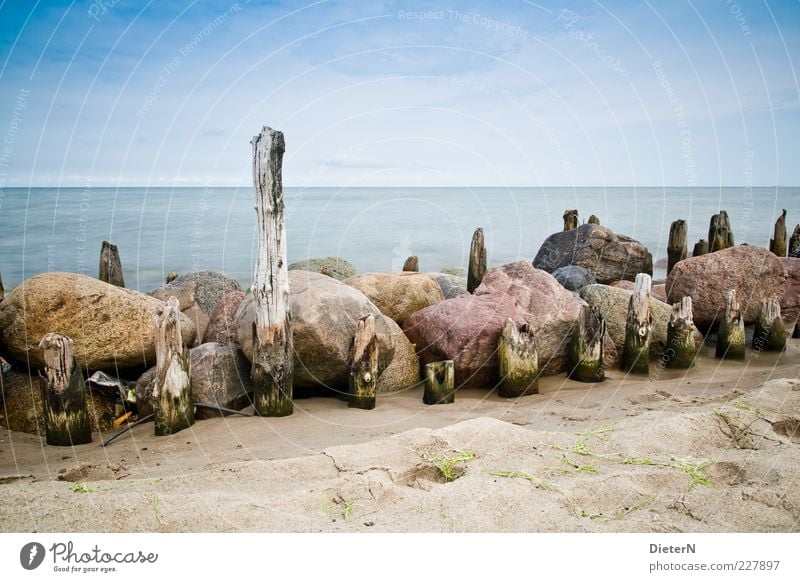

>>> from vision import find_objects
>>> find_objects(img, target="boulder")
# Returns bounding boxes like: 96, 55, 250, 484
779, 258, 800, 327
190, 343, 253, 417
287, 257, 356, 281
235, 271, 402, 392
151, 270, 241, 343
666, 246, 786, 327
426, 273, 468, 299
580, 284, 672, 356
0, 272, 196, 370
376, 332, 420, 394
533, 224, 653, 284
612, 280, 666, 302
202, 290, 245, 347
551, 265, 596, 292
343, 272, 444, 325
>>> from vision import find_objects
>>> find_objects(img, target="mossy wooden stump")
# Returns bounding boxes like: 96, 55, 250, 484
166, 271, 179, 284
587, 214, 600, 225
467, 227, 487, 293
99, 240, 125, 287
153, 296, 194, 436
667, 219, 687, 275
498, 319, 539, 397
424, 360, 455, 405
664, 296, 701, 368
563, 209, 578, 231
789, 224, 800, 258
769, 209, 787, 257
752, 298, 786, 352
38, 333, 91, 446
621, 273, 652, 375
708, 210, 734, 252
692, 239, 709, 257
568, 305, 606, 383
716, 289, 745, 360
348, 314, 378, 410
402, 256, 419, 272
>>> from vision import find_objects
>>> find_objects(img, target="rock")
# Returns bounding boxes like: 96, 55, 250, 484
151, 270, 241, 343
552, 265, 596, 292
343, 272, 444, 326
202, 290, 245, 347
134, 367, 157, 418
779, 258, 800, 327
0, 272, 196, 370
533, 224, 653, 284
440, 267, 466, 277
666, 246, 786, 327
287, 257, 356, 281
235, 271, 403, 392
652, 284, 667, 303
426, 273, 468, 299
580, 284, 672, 356
376, 332, 420, 394
189, 343, 253, 417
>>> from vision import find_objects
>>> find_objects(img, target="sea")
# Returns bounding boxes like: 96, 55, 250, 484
0, 187, 797, 292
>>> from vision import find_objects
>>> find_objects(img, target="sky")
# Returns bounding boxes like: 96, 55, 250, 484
0, 0, 797, 187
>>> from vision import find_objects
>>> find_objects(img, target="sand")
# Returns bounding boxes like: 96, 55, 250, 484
1, 343, 799, 532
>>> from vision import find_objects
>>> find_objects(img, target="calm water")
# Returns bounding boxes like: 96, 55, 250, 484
0, 187, 797, 291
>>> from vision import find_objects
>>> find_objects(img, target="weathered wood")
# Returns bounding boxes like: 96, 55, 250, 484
424, 360, 455, 405
348, 314, 378, 410
153, 296, 194, 436
38, 333, 91, 446
250, 126, 293, 417
692, 239, 709, 257
664, 296, 701, 368
99, 241, 124, 287
402, 256, 419, 272
165, 272, 179, 284
769, 209, 787, 257
498, 319, 539, 397
667, 219, 687, 275
621, 273, 651, 374
563, 209, 579, 231
716, 289, 745, 360
587, 214, 600, 225
752, 298, 786, 352
789, 224, 800, 258
708, 210, 734, 252
568, 304, 606, 383
467, 227, 487, 293
0, 272, 4, 302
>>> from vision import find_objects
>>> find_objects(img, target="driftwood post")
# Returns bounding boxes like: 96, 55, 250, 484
568, 305, 606, 383
0, 272, 4, 302
498, 319, 539, 398
99, 241, 124, 287
563, 209, 579, 231
348, 314, 378, 410
716, 289, 745, 360
708, 210, 734, 252
789, 225, 800, 258
752, 298, 786, 352
402, 256, 419, 272
667, 220, 687, 275
664, 297, 701, 368
621, 273, 651, 374
38, 333, 91, 446
692, 239, 709, 257
467, 227, 487, 293
153, 296, 194, 436
588, 214, 600, 225
424, 360, 455, 405
250, 126, 293, 417
769, 209, 787, 257
165, 272, 179, 284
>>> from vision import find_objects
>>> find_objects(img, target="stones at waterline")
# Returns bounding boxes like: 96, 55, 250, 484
0, 272, 196, 370
610, 279, 667, 302
202, 290, 246, 347
343, 272, 444, 326
150, 270, 241, 344
778, 258, 800, 331
666, 245, 786, 327
533, 224, 653, 284
551, 265, 596, 292
580, 284, 671, 357
235, 271, 416, 394
190, 343, 254, 418
287, 257, 356, 281
426, 273, 468, 299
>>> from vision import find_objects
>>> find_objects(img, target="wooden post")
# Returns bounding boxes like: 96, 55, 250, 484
667, 219, 687, 275
498, 319, 539, 397
348, 314, 378, 410
166, 272, 179, 284
587, 214, 600, 225
38, 333, 91, 446
769, 209, 787, 257
467, 227, 487, 293
153, 296, 194, 436
99, 241, 124, 287
664, 297, 700, 368
708, 210, 734, 252
621, 273, 651, 374
424, 360, 455, 404
752, 298, 786, 352
402, 256, 419, 272
692, 239, 709, 257
320, 266, 333, 277
568, 304, 606, 383
789, 224, 800, 258
563, 209, 579, 231
250, 126, 293, 417
716, 289, 745, 360
0, 272, 4, 303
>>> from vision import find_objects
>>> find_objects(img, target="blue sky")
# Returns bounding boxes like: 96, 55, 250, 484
0, 0, 797, 186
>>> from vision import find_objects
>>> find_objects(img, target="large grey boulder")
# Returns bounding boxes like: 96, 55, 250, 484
287, 257, 356, 281
551, 265, 596, 292
190, 343, 253, 417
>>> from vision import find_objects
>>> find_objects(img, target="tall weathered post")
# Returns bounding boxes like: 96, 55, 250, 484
789, 224, 800, 258
99, 241, 125, 287
664, 296, 701, 368
708, 211, 734, 252
250, 126, 293, 417
153, 296, 194, 436
752, 298, 786, 352
667, 220, 687, 275
467, 227, 487, 293
38, 333, 91, 446
621, 273, 652, 374
563, 209, 578, 231
0, 272, 4, 302
568, 305, 606, 383
716, 289, 745, 360
497, 319, 539, 397
587, 214, 600, 225
402, 256, 419, 272
348, 314, 378, 410
769, 209, 787, 257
